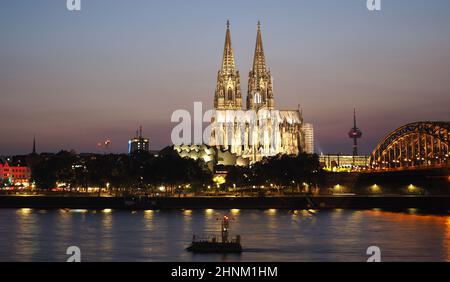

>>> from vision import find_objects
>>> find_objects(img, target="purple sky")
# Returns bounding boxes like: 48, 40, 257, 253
1, 0, 449, 155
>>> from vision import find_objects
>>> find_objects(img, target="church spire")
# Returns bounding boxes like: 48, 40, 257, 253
32, 134, 36, 155
214, 20, 242, 110
221, 20, 236, 74
247, 21, 274, 110
252, 21, 267, 75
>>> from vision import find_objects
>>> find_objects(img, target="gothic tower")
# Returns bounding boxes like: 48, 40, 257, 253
214, 21, 242, 110
247, 21, 274, 110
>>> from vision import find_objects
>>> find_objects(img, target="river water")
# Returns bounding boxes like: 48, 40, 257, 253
0, 208, 448, 262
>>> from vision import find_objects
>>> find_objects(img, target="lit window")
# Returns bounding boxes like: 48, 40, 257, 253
254, 92, 261, 104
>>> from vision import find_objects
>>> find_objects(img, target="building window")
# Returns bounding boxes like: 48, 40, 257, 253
228, 88, 233, 101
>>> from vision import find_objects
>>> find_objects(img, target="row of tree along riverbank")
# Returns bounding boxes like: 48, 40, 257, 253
14, 150, 450, 196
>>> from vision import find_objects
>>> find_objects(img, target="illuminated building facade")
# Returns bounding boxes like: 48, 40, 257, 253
0, 160, 31, 186
302, 123, 314, 154
210, 21, 306, 163
174, 144, 249, 170
214, 21, 242, 110
128, 126, 149, 154
319, 154, 370, 172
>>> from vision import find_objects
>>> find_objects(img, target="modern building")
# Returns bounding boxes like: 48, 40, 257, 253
319, 154, 370, 172
302, 123, 314, 154
173, 144, 249, 171
128, 126, 149, 154
209, 21, 306, 163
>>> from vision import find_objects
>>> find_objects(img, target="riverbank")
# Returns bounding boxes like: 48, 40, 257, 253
0, 195, 449, 211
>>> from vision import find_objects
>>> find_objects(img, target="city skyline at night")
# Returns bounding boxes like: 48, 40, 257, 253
1, 0, 450, 155
1, 1, 450, 267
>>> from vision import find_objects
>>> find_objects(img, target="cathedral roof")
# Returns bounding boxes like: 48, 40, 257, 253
278, 110, 302, 124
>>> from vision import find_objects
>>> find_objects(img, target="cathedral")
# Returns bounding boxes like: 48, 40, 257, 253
209, 21, 306, 164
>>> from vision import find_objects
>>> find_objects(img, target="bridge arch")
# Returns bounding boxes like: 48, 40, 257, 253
369, 121, 450, 170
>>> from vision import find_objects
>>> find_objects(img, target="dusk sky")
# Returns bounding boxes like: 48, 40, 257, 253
1, 0, 449, 155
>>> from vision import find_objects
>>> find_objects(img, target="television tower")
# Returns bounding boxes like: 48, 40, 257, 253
348, 108, 362, 159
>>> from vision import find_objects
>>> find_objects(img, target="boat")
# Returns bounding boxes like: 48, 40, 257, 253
186, 215, 242, 253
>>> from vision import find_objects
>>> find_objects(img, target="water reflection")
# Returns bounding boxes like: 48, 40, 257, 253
69, 209, 88, 213
231, 209, 240, 215
102, 209, 112, 214
15, 208, 39, 261
446, 218, 450, 262
0, 209, 448, 262
144, 210, 154, 218
266, 209, 277, 215
362, 210, 450, 261
17, 208, 32, 215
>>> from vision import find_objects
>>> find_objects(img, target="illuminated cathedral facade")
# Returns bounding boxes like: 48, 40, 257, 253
210, 21, 306, 164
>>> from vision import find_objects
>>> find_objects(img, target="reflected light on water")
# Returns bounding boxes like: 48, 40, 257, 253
363, 210, 448, 223
69, 209, 88, 213
266, 209, 277, 215
102, 212, 112, 229
331, 208, 344, 220
350, 210, 362, 221
364, 209, 450, 259
55, 208, 72, 242
1, 209, 449, 261
99, 209, 114, 255
446, 217, 450, 262
408, 208, 418, 214
292, 210, 315, 217
144, 210, 154, 218
15, 208, 38, 261
17, 208, 32, 215
231, 209, 240, 215
58, 208, 72, 216
143, 210, 156, 233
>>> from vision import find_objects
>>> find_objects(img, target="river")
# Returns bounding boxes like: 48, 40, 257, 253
0, 208, 448, 262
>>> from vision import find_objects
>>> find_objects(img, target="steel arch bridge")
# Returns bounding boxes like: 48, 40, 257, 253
369, 121, 450, 170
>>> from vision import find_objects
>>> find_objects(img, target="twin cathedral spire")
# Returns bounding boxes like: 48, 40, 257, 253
214, 21, 274, 111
